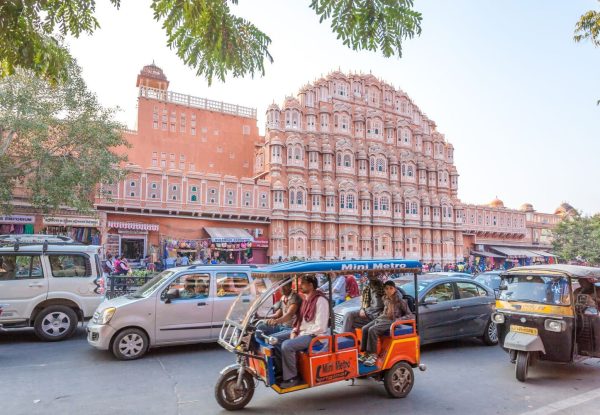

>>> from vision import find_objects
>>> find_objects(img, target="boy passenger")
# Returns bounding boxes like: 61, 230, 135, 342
361, 280, 413, 366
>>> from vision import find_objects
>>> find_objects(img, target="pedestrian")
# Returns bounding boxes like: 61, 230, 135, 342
102, 254, 115, 275
180, 254, 190, 266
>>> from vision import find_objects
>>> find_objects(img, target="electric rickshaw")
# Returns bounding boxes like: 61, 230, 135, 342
214, 259, 424, 410
492, 264, 600, 382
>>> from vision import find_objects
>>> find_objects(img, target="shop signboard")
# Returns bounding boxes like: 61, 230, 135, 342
43, 216, 100, 227
252, 238, 269, 248
0, 215, 35, 224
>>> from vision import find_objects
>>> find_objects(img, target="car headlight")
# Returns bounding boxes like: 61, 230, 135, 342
97, 307, 116, 325
492, 313, 505, 324
544, 319, 565, 332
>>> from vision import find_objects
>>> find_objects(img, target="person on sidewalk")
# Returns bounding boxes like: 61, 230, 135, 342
279, 275, 329, 389
361, 280, 414, 366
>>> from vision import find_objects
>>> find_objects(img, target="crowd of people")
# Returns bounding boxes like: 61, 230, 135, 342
255, 272, 414, 388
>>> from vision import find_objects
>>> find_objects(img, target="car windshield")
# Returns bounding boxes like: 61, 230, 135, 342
475, 274, 501, 290
499, 275, 570, 305
225, 278, 275, 325
399, 280, 431, 298
130, 270, 175, 298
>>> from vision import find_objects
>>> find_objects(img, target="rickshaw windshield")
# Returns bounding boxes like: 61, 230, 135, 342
224, 278, 275, 325
499, 275, 571, 306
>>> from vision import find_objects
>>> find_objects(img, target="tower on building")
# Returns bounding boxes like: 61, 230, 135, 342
136, 62, 169, 91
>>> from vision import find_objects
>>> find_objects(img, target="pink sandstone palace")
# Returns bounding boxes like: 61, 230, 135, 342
3, 64, 573, 266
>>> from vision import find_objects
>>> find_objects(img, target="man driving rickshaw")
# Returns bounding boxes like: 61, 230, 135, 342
493, 264, 600, 382
215, 260, 425, 410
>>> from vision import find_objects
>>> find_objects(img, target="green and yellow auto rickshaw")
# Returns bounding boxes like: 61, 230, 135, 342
492, 264, 600, 382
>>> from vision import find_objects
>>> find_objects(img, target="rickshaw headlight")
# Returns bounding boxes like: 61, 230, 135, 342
492, 313, 505, 324
544, 319, 566, 332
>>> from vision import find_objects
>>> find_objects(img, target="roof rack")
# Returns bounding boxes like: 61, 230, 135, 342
186, 264, 258, 270
0, 234, 82, 252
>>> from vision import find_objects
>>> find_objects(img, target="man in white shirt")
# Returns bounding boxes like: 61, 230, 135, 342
319, 272, 347, 305
280, 274, 330, 389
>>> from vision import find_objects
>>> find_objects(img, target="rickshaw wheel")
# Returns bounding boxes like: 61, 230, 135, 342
383, 362, 414, 398
215, 368, 255, 411
516, 351, 529, 382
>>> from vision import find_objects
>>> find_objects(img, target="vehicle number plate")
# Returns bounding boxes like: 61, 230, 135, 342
510, 325, 538, 335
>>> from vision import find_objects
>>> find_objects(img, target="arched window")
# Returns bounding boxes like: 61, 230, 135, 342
411, 202, 418, 214
448, 207, 453, 218
297, 190, 304, 205
407, 165, 414, 177
374, 197, 379, 211
337, 152, 342, 166
442, 206, 447, 217
289, 190, 295, 205
370, 157, 375, 171
401, 164, 406, 176
405, 201, 410, 214
347, 193, 355, 209
287, 146, 293, 160
376, 158, 385, 172
294, 145, 302, 160
381, 196, 389, 211
403, 129, 411, 144
339, 192, 345, 209
343, 154, 352, 167
190, 195, 197, 202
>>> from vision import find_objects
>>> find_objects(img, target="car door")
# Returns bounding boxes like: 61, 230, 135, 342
455, 281, 495, 337
211, 271, 251, 338
0, 253, 47, 323
154, 272, 214, 344
46, 253, 100, 313
419, 281, 460, 343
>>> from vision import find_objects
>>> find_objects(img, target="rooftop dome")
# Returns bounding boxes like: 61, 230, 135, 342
489, 197, 504, 208
520, 203, 534, 212
139, 62, 167, 81
555, 202, 576, 216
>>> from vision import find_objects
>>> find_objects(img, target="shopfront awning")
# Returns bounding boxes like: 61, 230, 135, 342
471, 250, 506, 258
527, 249, 557, 258
490, 246, 541, 258
108, 221, 159, 232
205, 227, 254, 243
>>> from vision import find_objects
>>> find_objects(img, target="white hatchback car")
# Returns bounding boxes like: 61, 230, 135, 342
0, 234, 105, 341
87, 265, 263, 360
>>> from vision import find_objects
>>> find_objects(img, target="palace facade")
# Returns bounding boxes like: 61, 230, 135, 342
259, 71, 464, 264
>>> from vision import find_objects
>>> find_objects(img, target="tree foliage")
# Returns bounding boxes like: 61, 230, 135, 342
0, 0, 422, 86
552, 214, 600, 265
574, 1, 600, 47
0, 60, 127, 214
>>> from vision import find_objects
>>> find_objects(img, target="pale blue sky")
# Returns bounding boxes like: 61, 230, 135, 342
68, 0, 600, 215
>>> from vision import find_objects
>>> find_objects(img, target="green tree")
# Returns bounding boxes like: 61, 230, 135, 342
552, 214, 600, 265
0, 59, 127, 214
574, 0, 600, 104
0, 0, 422, 86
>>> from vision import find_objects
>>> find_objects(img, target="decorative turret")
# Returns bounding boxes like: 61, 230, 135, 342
136, 62, 169, 91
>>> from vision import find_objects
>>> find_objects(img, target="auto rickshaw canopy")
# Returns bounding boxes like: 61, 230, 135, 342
251, 259, 422, 279
502, 264, 600, 279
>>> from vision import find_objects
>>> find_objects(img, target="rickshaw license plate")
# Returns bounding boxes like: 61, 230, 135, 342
510, 325, 538, 336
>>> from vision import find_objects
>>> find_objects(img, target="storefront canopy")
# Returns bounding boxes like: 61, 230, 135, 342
527, 249, 557, 258
490, 246, 541, 258
205, 227, 254, 243
471, 250, 506, 258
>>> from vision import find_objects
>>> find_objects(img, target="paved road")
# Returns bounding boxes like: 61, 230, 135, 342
2, 327, 600, 415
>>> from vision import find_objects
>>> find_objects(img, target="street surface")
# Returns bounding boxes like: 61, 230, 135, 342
2, 327, 600, 415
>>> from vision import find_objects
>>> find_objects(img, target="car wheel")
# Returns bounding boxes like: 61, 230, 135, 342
34, 305, 78, 341
383, 361, 414, 398
481, 320, 499, 346
111, 328, 149, 360
215, 368, 255, 410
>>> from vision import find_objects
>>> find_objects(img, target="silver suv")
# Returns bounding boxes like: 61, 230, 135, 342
0, 234, 105, 341
87, 264, 261, 360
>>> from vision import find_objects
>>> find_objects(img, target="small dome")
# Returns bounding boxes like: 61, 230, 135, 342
555, 202, 576, 216
489, 198, 504, 208
139, 62, 167, 81
266, 102, 280, 111
520, 203, 534, 212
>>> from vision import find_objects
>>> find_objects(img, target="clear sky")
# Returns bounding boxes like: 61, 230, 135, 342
67, 0, 600, 215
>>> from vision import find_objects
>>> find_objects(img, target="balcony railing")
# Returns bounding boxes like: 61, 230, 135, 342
139, 86, 257, 119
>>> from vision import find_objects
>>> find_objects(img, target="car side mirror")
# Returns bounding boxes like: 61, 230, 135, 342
423, 296, 438, 305
164, 289, 178, 304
